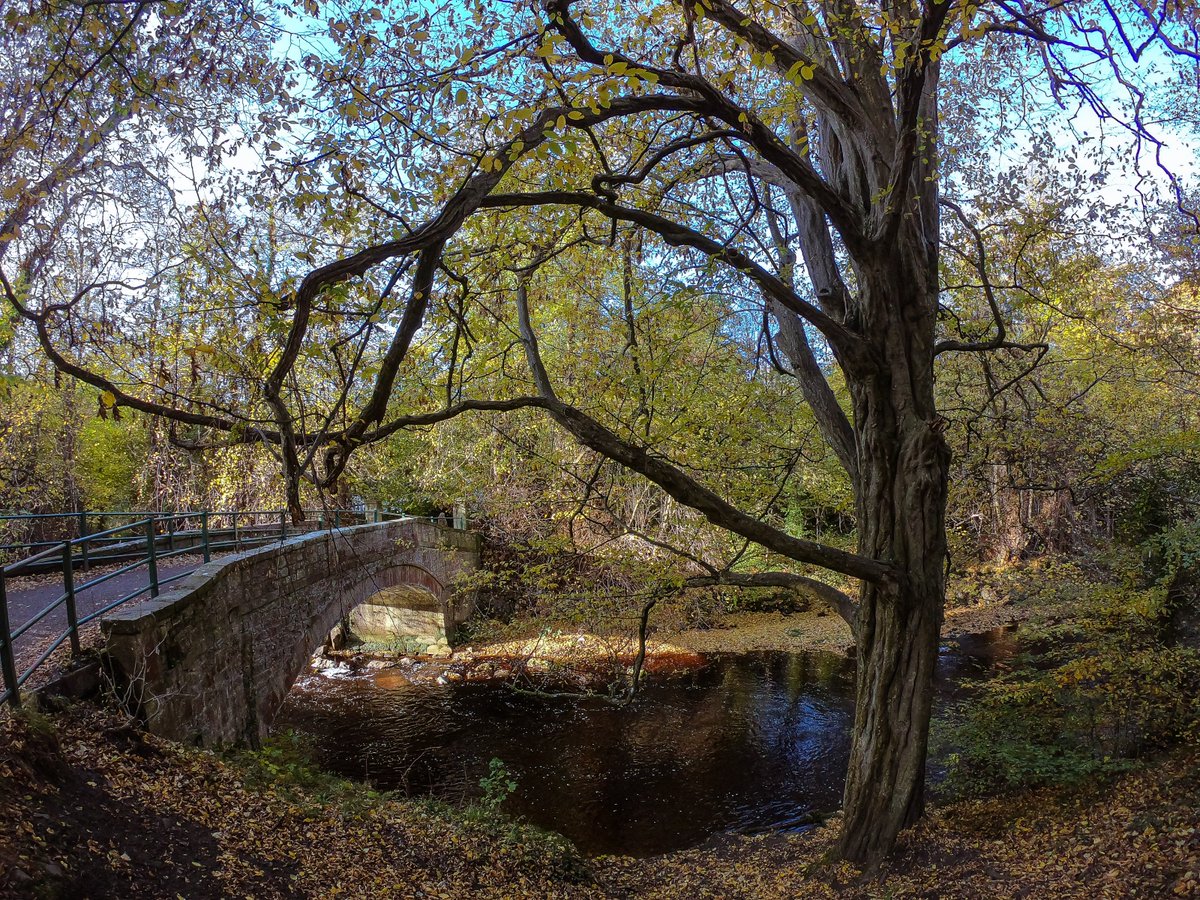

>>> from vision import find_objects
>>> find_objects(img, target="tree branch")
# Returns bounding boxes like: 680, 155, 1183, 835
481, 190, 872, 368
514, 280, 891, 583
683, 570, 857, 631
934, 199, 1049, 357
542, 0, 869, 253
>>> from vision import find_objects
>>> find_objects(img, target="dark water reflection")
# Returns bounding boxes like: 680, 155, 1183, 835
275, 632, 1015, 857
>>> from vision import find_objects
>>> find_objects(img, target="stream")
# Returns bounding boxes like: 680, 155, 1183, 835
273, 629, 1016, 857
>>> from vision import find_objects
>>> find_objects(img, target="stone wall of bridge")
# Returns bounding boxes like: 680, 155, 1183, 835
101, 519, 480, 747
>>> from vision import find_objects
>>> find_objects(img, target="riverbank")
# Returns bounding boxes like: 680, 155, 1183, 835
312, 581, 1056, 702
662, 557, 1114, 653
0, 701, 1195, 898
596, 748, 1200, 898
423, 561, 1080, 668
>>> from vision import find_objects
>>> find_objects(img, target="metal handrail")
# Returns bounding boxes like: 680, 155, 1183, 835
0, 508, 322, 519
0, 506, 432, 707
4, 519, 156, 577
3, 540, 74, 573
67, 554, 156, 596
76, 583, 157, 628
0, 508, 361, 558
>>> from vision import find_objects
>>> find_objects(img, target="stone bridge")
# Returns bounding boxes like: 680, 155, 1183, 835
101, 519, 480, 747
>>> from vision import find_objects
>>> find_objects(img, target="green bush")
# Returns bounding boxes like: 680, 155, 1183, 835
235, 739, 587, 881
936, 571, 1200, 798
478, 756, 517, 813
1144, 522, 1200, 586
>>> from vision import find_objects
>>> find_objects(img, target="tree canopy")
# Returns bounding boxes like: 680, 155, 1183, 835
2, 0, 1198, 864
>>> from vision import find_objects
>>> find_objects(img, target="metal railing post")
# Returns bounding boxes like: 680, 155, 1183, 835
146, 520, 160, 598
0, 576, 20, 707
280, 509, 287, 541
62, 541, 80, 655
201, 511, 211, 562
232, 512, 240, 548
333, 509, 340, 530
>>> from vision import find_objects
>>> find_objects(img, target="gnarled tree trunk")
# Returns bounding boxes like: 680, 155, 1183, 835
838, 252, 949, 864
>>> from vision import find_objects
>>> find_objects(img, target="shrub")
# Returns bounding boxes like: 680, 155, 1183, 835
478, 757, 517, 814
231, 731, 385, 815
936, 570, 1200, 798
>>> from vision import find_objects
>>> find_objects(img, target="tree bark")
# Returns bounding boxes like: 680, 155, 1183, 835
837, 256, 950, 866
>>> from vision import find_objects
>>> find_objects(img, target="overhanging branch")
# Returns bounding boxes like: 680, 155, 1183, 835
683, 571, 857, 631
514, 279, 892, 584
482, 190, 871, 368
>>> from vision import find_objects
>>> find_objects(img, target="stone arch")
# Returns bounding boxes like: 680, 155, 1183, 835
338, 564, 452, 652
102, 518, 481, 746
347, 563, 447, 605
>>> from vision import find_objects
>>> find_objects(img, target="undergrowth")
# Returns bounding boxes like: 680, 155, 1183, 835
935, 548, 1200, 798
230, 735, 587, 880
230, 731, 388, 816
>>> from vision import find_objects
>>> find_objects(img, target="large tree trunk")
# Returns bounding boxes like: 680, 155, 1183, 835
837, 258, 950, 866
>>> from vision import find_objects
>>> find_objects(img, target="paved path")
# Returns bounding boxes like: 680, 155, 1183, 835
5, 556, 221, 675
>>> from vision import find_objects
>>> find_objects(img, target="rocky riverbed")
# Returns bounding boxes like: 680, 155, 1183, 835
313, 583, 1046, 691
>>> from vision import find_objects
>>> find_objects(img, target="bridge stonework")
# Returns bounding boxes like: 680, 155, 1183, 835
101, 519, 480, 747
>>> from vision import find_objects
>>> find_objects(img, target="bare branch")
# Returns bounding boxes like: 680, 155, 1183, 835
481, 190, 872, 367
935, 199, 1050, 357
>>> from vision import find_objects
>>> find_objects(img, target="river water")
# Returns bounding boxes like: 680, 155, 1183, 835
274, 632, 1014, 857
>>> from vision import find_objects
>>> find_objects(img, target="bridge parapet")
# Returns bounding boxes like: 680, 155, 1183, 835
101, 518, 480, 746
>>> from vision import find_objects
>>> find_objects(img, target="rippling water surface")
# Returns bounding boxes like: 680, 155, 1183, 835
275, 634, 1013, 857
